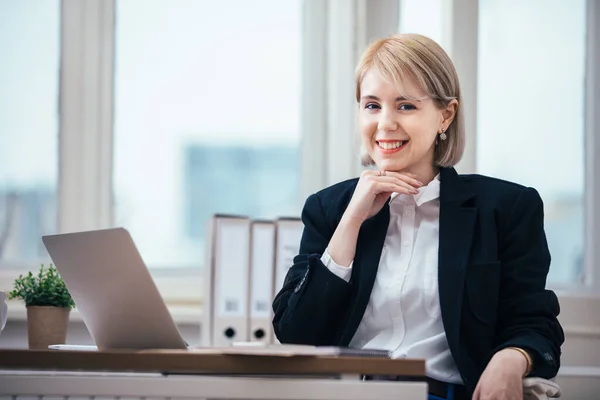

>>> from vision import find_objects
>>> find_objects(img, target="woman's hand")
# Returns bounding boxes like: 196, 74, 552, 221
326, 170, 422, 268
473, 348, 527, 400
344, 170, 423, 225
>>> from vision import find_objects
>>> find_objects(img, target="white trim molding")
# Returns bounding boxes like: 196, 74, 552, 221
585, 0, 600, 289
300, 0, 328, 200
300, 0, 400, 200
325, 0, 363, 186
2, 265, 202, 325
441, 0, 478, 174
556, 366, 600, 400
556, 293, 600, 367
59, 0, 115, 233
557, 293, 600, 334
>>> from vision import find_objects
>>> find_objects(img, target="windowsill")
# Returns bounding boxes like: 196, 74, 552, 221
558, 366, 600, 377
6, 300, 203, 325
3, 268, 598, 330
555, 289, 600, 298
1, 267, 204, 326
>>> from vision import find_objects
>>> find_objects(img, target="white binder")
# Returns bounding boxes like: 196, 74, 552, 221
210, 215, 251, 346
273, 217, 304, 303
272, 217, 304, 344
200, 218, 216, 346
248, 220, 276, 343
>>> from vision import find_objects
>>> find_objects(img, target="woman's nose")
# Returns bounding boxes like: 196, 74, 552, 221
377, 112, 398, 132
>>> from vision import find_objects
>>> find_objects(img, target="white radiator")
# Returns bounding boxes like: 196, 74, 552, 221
0, 371, 426, 400
1, 393, 178, 400
3, 370, 599, 400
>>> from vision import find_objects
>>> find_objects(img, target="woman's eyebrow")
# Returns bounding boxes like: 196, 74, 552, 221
361, 95, 426, 102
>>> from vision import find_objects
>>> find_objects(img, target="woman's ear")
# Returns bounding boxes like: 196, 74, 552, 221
441, 99, 458, 129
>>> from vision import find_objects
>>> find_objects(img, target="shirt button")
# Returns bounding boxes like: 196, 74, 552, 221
405, 209, 413, 216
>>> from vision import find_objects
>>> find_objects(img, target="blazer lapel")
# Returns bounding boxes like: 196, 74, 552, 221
338, 203, 390, 345
438, 167, 476, 358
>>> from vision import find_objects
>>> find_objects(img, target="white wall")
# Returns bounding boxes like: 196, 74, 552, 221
0, 319, 201, 349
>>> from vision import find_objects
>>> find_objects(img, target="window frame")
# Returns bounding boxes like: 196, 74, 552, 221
3, 0, 599, 325
443, 0, 598, 292
438, 0, 479, 175
399, 0, 600, 352
1, 0, 118, 318
59, 0, 114, 235
584, 0, 600, 291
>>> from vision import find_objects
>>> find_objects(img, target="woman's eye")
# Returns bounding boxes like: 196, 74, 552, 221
398, 104, 416, 111
365, 103, 380, 110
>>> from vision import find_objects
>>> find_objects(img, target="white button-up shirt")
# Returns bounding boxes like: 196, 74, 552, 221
321, 175, 463, 384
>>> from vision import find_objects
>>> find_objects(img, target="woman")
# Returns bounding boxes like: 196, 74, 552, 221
272, 34, 564, 400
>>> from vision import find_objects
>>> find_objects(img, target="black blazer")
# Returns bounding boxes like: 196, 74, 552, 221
272, 167, 564, 396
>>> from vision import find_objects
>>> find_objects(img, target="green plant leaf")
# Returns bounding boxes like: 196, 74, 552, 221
9, 263, 75, 308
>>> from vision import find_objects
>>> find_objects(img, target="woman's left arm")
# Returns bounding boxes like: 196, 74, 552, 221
490, 187, 565, 378
490, 188, 564, 378
474, 187, 565, 399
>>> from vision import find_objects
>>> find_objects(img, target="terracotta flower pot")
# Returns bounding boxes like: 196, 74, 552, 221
26, 306, 71, 349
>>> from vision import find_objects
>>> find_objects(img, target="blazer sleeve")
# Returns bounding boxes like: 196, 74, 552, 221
272, 193, 354, 345
490, 187, 565, 378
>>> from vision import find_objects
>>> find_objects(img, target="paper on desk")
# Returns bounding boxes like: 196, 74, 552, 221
47, 343, 328, 356
181, 343, 391, 357
47, 343, 390, 358
48, 344, 99, 351
196, 344, 341, 357
137, 344, 337, 357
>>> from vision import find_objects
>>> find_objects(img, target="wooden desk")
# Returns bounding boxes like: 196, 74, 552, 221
0, 349, 428, 400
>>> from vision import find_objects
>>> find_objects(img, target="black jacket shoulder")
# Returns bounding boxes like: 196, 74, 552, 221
311, 172, 540, 218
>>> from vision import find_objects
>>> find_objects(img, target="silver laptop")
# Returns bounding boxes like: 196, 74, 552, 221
42, 227, 188, 350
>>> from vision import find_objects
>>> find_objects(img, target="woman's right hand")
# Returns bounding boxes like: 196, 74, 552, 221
344, 170, 423, 225
326, 170, 423, 268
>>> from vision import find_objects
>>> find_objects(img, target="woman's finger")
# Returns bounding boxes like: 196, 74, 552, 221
379, 170, 424, 187
372, 181, 418, 195
372, 176, 419, 193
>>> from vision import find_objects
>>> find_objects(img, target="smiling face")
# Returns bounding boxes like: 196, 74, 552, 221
359, 68, 455, 179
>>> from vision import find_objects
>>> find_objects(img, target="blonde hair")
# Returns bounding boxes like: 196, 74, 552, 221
356, 33, 465, 167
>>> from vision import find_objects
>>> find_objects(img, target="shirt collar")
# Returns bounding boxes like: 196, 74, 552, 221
390, 173, 441, 207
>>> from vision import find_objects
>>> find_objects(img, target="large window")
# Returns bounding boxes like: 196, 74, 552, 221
0, 0, 60, 266
0, 0, 595, 297
113, 0, 302, 269
398, 0, 444, 46
477, 0, 587, 285
400, 0, 588, 286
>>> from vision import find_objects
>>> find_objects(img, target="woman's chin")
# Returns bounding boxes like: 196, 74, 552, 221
376, 159, 409, 172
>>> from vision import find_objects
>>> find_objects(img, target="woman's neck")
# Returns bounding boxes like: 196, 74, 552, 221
398, 164, 439, 186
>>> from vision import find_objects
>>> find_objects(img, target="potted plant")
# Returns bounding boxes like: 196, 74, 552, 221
9, 264, 75, 349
